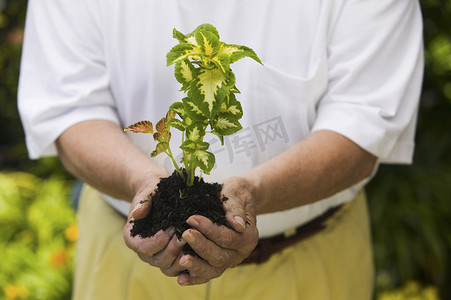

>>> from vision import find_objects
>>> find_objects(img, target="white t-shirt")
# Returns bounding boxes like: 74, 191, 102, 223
18, 0, 424, 238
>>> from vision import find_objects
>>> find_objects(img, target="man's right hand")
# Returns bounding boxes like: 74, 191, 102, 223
123, 183, 189, 277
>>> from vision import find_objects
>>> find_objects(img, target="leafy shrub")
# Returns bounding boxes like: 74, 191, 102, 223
0, 0, 450, 299
0, 172, 76, 300
377, 281, 440, 300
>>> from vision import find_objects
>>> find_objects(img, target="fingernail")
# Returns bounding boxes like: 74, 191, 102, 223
178, 276, 188, 286
183, 230, 196, 243
234, 216, 246, 229
168, 227, 176, 237
187, 216, 200, 228
130, 202, 144, 219
180, 256, 192, 268
177, 238, 186, 247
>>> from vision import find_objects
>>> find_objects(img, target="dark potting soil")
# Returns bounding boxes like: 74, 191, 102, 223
130, 170, 229, 256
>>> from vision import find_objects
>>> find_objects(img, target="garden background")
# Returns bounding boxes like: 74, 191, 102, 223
0, 1, 450, 299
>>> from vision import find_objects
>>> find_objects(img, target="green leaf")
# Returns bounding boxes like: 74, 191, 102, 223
192, 24, 220, 39
166, 118, 185, 131
182, 96, 207, 121
153, 131, 171, 142
193, 150, 215, 173
195, 29, 220, 58
167, 43, 201, 66
169, 101, 186, 118
184, 116, 193, 127
151, 142, 169, 157
230, 85, 241, 94
211, 53, 231, 74
173, 28, 187, 43
220, 92, 243, 119
124, 121, 154, 134
195, 141, 210, 151
220, 43, 263, 65
180, 140, 197, 152
211, 113, 243, 136
180, 140, 209, 152
166, 110, 176, 120
211, 131, 225, 145
174, 59, 197, 91
189, 68, 230, 118
186, 123, 206, 142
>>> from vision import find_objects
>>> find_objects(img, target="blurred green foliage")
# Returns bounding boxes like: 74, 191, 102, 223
0, 0, 68, 177
377, 281, 440, 300
0, 172, 76, 299
367, 0, 451, 299
0, 0, 27, 170
0, 0, 450, 299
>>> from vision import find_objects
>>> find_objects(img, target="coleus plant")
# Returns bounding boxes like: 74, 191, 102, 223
125, 24, 262, 187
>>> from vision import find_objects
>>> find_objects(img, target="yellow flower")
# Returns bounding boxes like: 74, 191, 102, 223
3, 284, 28, 300
65, 224, 78, 242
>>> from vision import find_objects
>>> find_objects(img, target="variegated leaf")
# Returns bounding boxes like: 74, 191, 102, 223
166, 118, 185, 131
191, 24, 219, 39
166, 110, 176, 120
124, 121, 154, 134
211, 113, 242, 136
186, 35, 198, 47
153, 131, 171, 142
153, 132, 161, 141
230, 85, 241, 94
169, 101, 186, 118
186, 123, 206, 142
182, 96, 206, 121
190, 68, 229, 118
193, 150, 215, 173
174, 60, 197, 91
167, 43, 202, 66
211, 131, 225, 145
220, 92, 243, 119
173, 28, 187, 43
195, 29, 220, 58
211, 53, 231, 74
151, 142, 169, 158
180, 140, 196, 152
195, 140, 210, 151
220, 43, 263, 64
155, 117, 167, 134
184, 116, 193, 127
180, 140, 209, 152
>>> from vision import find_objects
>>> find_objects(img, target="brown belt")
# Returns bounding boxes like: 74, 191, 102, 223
239, 204, 343, 265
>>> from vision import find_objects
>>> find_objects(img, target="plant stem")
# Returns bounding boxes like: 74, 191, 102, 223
166, 146, 185, 181
185, 154, 196, 187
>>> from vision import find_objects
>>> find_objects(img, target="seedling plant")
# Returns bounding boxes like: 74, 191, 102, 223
124, 24, 261, 248
125, 23, 262, 188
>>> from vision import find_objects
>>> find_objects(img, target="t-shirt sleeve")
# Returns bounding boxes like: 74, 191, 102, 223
312, 0, 424, 164
18, 0, 119, 159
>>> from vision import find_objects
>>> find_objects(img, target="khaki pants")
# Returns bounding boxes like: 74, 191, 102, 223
73, 185, 374, 300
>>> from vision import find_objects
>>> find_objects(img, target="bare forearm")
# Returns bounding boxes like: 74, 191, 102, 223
247, 130, 377, 215
56, 120, 166, 201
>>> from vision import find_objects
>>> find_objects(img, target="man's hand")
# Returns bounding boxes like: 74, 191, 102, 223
176, 176, 259, 286
124, 175, 258, 286
123, 183, 188, 275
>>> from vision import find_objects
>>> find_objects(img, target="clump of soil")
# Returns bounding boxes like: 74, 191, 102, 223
130, 170, 229, 256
